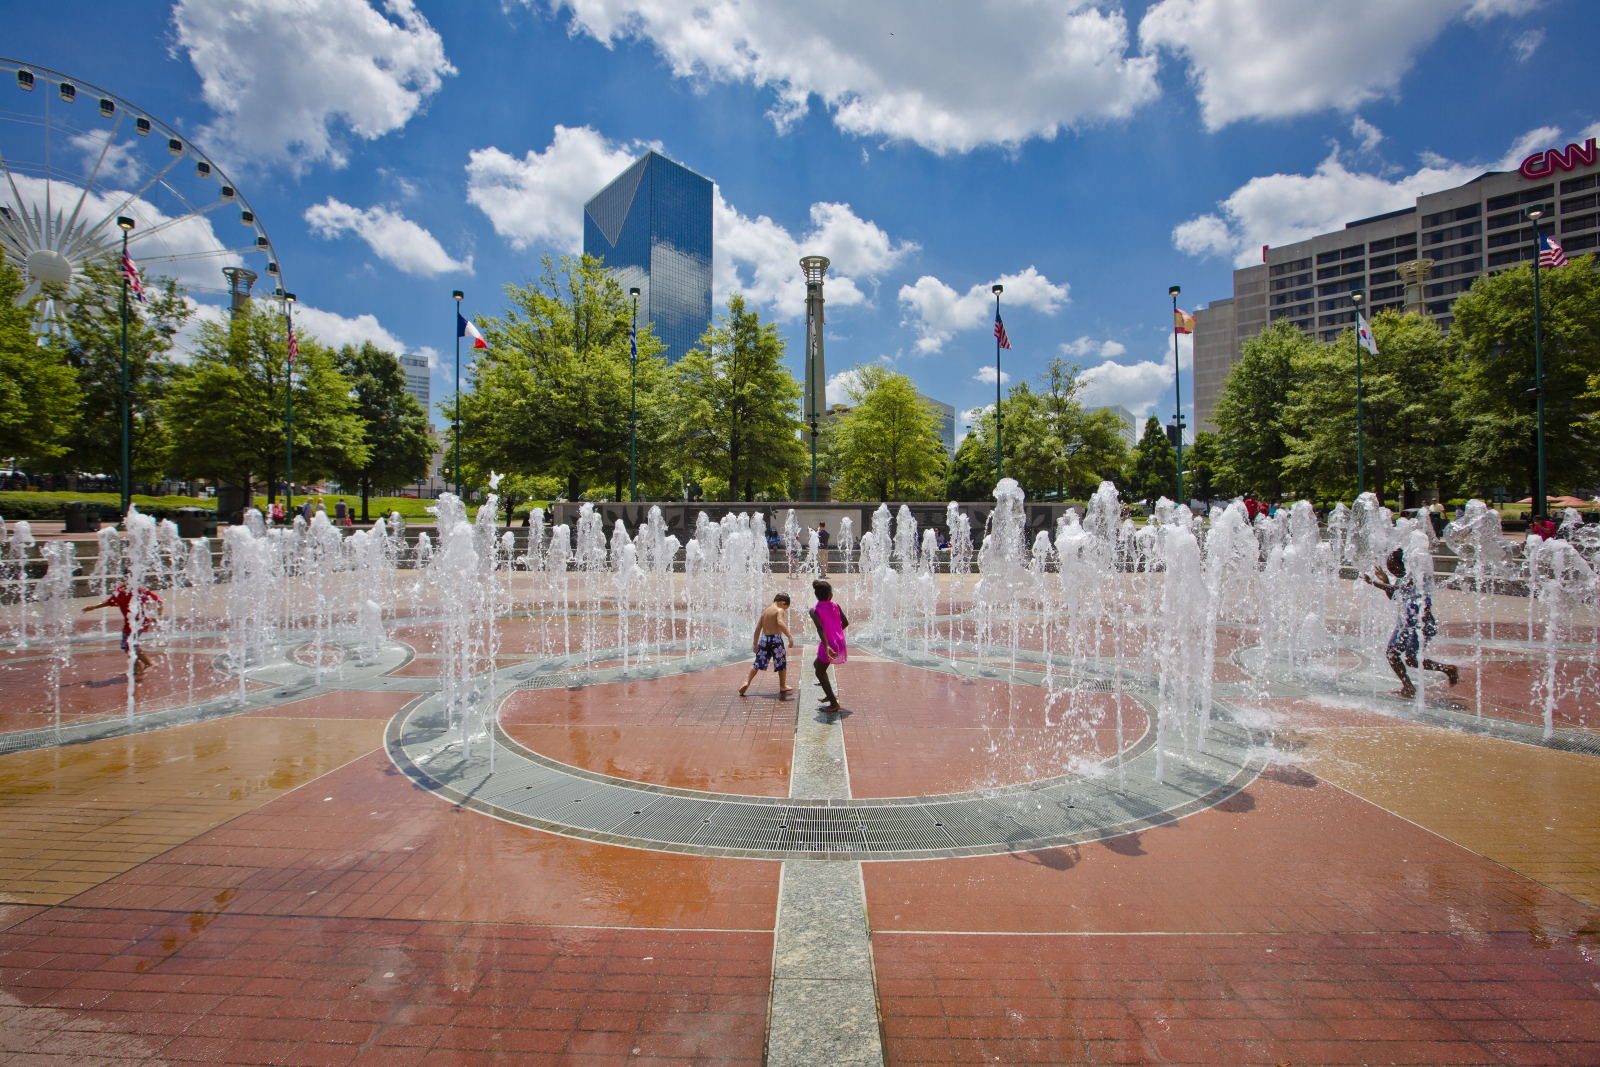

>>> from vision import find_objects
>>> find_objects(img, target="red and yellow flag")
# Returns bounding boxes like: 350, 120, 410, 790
1174, 308, 1195, 334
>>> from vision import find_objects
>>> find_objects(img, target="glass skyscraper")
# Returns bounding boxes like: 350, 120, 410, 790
583, 151, 713, 363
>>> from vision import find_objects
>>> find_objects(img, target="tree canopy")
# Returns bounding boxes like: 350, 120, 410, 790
1128, 416, 1179, 504
0, 263, 78, 466
329, 342, 435, 520
664, 293, 804, 501
163, 301, 368, 499
823, 364, 947, 500
1213, 320, 1314, 499
458, 254, 667, 501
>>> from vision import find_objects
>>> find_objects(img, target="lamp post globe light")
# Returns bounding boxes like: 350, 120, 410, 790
1351, 289, 1366, 496
452, 290, 464, 499
117, 216, 134, 518
1168, 284, 1184, 504
992, 284, 1003, 484
1526, 207, 1549, 521
629, 286, 640, 503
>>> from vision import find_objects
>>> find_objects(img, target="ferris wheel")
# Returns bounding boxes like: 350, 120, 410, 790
0, 58, 285, 321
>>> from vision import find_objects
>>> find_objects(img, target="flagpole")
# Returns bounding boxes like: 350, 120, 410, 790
993, 284, 1004, 485
629, 287, 639, 503
1528, 208, 1548, 521
1353, 290, 1365, 498
117, 217, 134, 519
285, 292, 297, 518
453, 290, 463, 499
1169, 285, 1184, 504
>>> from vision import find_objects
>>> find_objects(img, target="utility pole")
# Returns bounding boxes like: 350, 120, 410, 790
629, 287, 640, 503
117, 217, 134, 518
993, 284, 1004, 484
453, 290, 463, 498
1527, 208, 1550, 520
1169, 285, 1185, 504
1352, 289, 1366, 497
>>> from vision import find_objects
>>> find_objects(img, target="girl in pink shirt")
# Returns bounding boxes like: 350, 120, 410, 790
808, 579, 849, 712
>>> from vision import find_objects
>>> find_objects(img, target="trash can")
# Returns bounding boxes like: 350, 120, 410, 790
64, 501, 100, 533
174, 507, 211, 539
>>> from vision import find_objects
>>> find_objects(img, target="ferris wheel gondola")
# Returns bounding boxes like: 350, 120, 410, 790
0, 58, 286, 321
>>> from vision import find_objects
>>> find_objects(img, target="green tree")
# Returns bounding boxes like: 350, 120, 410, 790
1213, 320, 1315, 498
1005, 355, 1130, 499
1185, 430, 1220, 500
1128, 416, 1179, 504
459, 255, 667, 502
0, 263, 78, 465
329, 342, 435, 521
946, 430, 995, 500
46, 259, 191, 485
163, 302, 368, 502
1451, 256, 1600, 499
1280, 311, 1458, 503
664, 294, 804, 501
825, 364, 947, 500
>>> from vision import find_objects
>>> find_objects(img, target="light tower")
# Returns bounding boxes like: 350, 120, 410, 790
801, 256, 829, 502
221, 266, 257, 319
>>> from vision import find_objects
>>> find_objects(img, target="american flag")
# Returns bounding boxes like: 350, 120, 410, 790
287, 325, 299, 365
1538, 232, 1569, 269
994, 311, 1011, 351
119, 249, 146, 304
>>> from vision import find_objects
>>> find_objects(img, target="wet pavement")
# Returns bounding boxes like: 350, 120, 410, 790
0, 590, 1596, 1066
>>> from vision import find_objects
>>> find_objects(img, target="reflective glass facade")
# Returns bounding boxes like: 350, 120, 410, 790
583, 151, 713, 363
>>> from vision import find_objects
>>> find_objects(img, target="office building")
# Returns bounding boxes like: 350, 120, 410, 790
583, 151, 713, 363
922, 395, 957, 456
398, 353, 431, 417
1193, 136, 1600, 431
1085, 405, 1140, 449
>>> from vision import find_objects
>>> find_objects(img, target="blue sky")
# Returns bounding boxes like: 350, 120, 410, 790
7, 0, 1597, 437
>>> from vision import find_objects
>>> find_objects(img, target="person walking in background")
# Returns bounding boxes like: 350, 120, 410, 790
739, 592, 795, 698
335, 498, 348, 525
817, 521, 831, 576
809, 579, 849, 713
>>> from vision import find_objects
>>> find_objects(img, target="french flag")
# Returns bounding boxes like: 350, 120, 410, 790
457, 312, 487, 350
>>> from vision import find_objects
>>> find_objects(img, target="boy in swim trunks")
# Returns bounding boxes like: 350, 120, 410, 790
740, 592, 795, 697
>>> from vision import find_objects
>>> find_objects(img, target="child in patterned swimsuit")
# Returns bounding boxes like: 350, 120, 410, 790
739, 592, 795, 698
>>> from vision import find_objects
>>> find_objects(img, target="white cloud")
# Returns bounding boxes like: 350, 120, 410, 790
173, 0, 454, 171
542, 0, 1158, 154
465, 125, 641, 252
715, 191, 915, 319
1140, 0, 1542, 130
1510, 27, 1544, 62
1060, 336, 1126, 359
293, 304, 413, 354
1172, 127, 1560, 268
1076, 333, 1193, 418
825, 369, 861, 407
972, 366, 1011, 386
305, 198, 472, 276
898, 267, 1069, 354
1350, 116, 1384, 154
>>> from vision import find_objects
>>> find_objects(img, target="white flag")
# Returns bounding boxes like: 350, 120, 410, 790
1356, 313, 1378, 356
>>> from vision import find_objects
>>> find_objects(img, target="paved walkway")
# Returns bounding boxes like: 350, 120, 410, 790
0, 618, 1596, 1066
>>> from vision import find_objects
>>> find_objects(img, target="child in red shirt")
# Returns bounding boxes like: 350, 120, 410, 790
84, 584, 163, 678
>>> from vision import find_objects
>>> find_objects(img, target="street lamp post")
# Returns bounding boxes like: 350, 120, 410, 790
1168, 285, 1185, 504
1527, 208, 1549, 521
628, 287, 640, 503
1352, 289, 1366, 497
452, 290, 463, 498
993, 284, 1004, 484
284, 291, 297, 517
116, 216, 134, 519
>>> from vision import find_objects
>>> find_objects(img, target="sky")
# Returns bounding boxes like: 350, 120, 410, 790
7, 0, 1598, 439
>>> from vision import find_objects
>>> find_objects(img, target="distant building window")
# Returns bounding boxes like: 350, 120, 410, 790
1560, 174, 1597, 195
1317, 279, 1363, 297
1268, 257, 1312, 276
1426, 299, 1457, 315
1488, 211, 1521, 230
1488, 247, 1536, 267
1561, 192, 1597, 213
1423, 241, 1479, 261
1370, 285, 1403, 300
1561, 213, 1597, 234
1370, 269, 1399, 284
1566, 232, 1599, 252
1425, 277, 1475, 298
1421, 204, 1481, 228
1424, 222, 1480, 244
1486, 185, 1553, 212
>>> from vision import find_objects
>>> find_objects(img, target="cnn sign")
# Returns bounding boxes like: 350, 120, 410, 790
1520, 138, 1599, 179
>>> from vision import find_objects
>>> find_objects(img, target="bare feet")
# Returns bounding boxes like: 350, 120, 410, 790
1445, 665, 1460, 687
779, 687, 794, 694
819, 701, 842, 713
1394, 685, 1417, 700
738, 683, 750, 696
